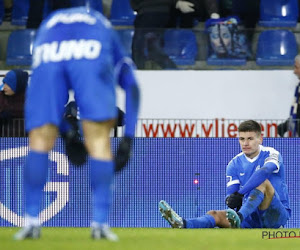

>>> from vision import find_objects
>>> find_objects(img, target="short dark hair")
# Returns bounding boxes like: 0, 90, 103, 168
238, 120, 261, 134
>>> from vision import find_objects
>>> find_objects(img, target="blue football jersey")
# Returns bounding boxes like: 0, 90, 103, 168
26, 7, 136, 131
226, 145, 290, 212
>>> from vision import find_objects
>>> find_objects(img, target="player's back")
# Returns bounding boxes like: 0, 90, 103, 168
32, 7, 119, 87
27, 6, 128, 127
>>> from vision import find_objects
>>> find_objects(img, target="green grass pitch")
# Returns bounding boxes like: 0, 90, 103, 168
1, 228, 300, 250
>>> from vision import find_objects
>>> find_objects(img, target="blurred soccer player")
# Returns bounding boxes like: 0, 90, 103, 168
159, 120, 290, 229
14, 7, 140, 241
277, 54, 300, 137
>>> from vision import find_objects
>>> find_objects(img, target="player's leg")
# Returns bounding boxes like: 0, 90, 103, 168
14, 49, 68, 240
238, 179, 274, 223
14, 125, 58, 240
159, 200, 240, 229
82, 120, 118, 241
182, 209, 240, 228
261, 191, 290, 228
64, 27, 118, 239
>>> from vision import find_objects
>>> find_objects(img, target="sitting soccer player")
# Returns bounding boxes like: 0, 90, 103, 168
14, 6, 140, 241
159, 120, 290, 229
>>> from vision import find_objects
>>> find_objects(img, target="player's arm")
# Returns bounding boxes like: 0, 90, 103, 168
226, 176, 240, 197
117, 61, 140, 138
114, 62, 140, 172
225, 160, 240, 196
238, 153, 280, 195
225, 160, 242, 209
112, 32, 140, 172
113, 31, 140, 138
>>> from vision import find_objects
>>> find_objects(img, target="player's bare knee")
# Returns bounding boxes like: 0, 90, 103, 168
207, 210, 223, 224
82, 120, 114, 160
84, 136, 112, 160
263, 179, 275, 198
29, 124, 58, 151
256, 179, 274, 196
207, 210, 217, 216
258, 180, 275, 210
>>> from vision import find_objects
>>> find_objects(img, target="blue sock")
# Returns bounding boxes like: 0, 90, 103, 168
24, 150, 48, 217
90, 158, 114, 225
185, 214, 216, 228
239, 189, 264, 220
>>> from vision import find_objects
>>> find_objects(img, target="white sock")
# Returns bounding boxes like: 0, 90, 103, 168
91, 221, 109, 228
25, 214, 40, 227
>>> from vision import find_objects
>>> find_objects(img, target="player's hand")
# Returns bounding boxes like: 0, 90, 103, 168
176, 1, 195, 13
226, 192, 244, 209
62, 118, 87, 167
115, 136, 133, 172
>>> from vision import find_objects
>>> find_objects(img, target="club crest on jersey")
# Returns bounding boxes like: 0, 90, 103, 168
32, 39, 102, 68
255, 165, 261, 171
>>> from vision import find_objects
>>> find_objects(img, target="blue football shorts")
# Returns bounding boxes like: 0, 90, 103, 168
241, 190, 290, 228
25, 25, 117, 132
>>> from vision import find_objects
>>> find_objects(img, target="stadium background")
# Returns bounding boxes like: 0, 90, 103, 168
0, 0, 300, 233
1, 138, 299, 228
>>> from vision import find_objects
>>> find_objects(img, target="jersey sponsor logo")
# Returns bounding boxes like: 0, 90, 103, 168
32, 39, 102, 68
46, 13, 96, 28
240, 173, 245, 176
